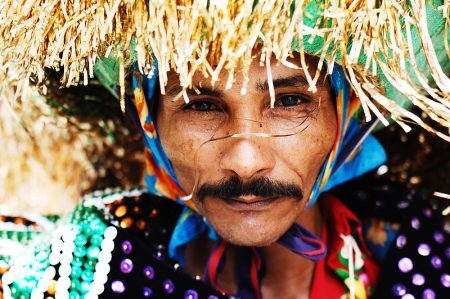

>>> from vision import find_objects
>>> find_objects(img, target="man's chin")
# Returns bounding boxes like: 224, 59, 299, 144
204, 214, 295, 247
216, 228, 284, 247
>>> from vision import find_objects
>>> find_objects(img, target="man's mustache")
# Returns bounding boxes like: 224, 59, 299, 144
195, 176, 303, 203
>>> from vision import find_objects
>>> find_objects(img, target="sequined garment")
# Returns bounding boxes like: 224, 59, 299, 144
0, 177, 449, 299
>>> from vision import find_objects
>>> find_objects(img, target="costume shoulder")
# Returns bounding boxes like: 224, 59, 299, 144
333, 175, 450, 298
0, 189, 226, 299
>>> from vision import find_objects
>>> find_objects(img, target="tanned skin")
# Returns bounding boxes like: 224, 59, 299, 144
156, 53, 336, 298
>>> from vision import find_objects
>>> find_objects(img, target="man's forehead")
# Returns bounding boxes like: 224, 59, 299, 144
164, 53, 328, 96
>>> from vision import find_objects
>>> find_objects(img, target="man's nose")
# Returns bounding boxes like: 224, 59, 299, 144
219, 138, 275, 180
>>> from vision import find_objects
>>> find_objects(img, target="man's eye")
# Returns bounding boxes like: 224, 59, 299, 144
185, 101, 220, 112
276, 95, 309, 107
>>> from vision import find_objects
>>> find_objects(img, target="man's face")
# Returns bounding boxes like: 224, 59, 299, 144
156, 54, 337, 246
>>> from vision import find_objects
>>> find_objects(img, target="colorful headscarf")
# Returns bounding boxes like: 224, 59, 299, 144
126, 63, 387, 269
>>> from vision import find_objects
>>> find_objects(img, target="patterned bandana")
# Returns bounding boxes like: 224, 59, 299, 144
126, 63, 386, 268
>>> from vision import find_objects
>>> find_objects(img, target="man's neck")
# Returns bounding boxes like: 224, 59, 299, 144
184, 203, 323, 299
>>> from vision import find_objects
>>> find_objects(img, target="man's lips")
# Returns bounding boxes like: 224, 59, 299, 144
218, 195, 283, 210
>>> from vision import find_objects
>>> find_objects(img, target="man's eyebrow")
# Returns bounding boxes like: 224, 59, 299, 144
256, 75, 309, 92
165, 85, 224, 98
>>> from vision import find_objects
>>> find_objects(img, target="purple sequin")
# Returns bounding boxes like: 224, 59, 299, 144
431, 256, 442, 269
396, 235, 407, 249
143, 287, 153, 297
445, 247, 450, 259
163, 280, 175, 294
392, 283, 407, 296
423, 208, 432, 218
143, 266, 155, 280
411, 218, 421, 230
154, 251, 164, 261
441, 274, 450, 288
422, 289, 436, 299
433, 232, 444, 244
418, 244, 431, 256
401, 294, 415, 299
121, 240, 133, 254
356, 190, 368, 200
412, 273, 425, 286
120, 258, 134, 274
398, 257, 414, 273
185, 290, 198, 299
397, 201, 409, 209
207, 296, 219, 299
111, 280, 126, 294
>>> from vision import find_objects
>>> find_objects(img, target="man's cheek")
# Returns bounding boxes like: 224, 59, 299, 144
163, 138, 197, 188
167, 138, 222, 193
